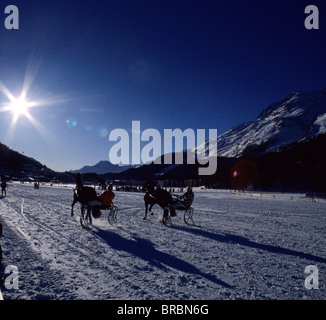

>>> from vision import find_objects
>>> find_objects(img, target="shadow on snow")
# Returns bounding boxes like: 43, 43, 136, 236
91, 227, 234, 289
175, 226, 326, 264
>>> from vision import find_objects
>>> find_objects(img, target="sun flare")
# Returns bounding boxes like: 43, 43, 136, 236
9, 96, 30, 117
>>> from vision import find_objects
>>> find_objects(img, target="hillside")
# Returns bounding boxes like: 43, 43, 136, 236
0, 143, 46, 176
109, 133, 325, 192
201, 133, 326, 192
0, 143, 75, 183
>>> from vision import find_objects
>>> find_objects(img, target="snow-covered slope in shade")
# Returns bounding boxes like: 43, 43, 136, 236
195, 89, 326, 159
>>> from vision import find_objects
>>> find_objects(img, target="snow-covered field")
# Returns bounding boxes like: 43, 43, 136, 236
0, 183, 325, 300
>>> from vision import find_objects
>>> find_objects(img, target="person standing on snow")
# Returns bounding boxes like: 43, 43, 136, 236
1, 177, 7, 197
0, 221, 3, 285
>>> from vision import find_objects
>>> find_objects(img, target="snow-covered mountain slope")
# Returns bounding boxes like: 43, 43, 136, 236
195, 89, 326, 159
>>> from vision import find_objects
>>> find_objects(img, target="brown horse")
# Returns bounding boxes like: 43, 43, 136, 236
71, 174, 98, 219
143, 187, 173, 220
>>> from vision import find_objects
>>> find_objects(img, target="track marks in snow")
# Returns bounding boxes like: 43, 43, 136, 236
1, 184, 326, 300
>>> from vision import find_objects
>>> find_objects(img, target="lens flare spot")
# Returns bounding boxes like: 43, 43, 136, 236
66, 117, 78, 129
100, 128, 108, 137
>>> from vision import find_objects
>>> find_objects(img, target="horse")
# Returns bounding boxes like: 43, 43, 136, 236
143, 187, 173, 220
71, 174, 98, 220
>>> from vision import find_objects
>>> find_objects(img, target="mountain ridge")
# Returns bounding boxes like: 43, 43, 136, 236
195, 89, 326, 159
70, 160, 134, 175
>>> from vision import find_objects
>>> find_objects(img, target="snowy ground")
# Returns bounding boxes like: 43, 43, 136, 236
0, 183, 325, 300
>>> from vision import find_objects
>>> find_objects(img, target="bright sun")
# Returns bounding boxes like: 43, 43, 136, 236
9, 96, 30, 117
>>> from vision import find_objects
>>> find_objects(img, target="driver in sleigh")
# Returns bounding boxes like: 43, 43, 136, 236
89, 184, 115, 208
170, 186, 194, 216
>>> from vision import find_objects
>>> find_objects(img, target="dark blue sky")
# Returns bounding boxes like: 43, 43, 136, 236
0, 0, 325, 171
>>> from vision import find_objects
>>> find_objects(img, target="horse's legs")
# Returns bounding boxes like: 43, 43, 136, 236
71, 189, 79, 217
144, 199, 155, 219
71, 198, 77, 216
144, 194, 150, 219
163, 208, 169, 218
144, 202, 148, 220
87, 207, 92, 225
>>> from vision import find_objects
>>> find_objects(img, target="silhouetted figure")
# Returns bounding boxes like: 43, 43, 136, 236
1, 177, 7, 197
0, 221, 3, 285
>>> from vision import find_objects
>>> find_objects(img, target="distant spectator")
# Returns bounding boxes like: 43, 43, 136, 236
0, 221, 3, 285
1, 177, 7, 197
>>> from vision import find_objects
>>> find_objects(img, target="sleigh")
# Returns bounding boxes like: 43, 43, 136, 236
79, 202, 119, 229
71, 174, 119, 229
143, 187, 198, 227
162, 205, 197, 228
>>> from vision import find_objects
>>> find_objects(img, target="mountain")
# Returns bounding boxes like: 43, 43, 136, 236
73, 89, 326, 180
195, 89, 326, 159
100, 89, 326, 192
71, 161, 134, 175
